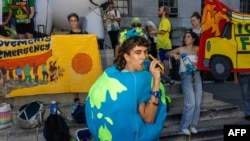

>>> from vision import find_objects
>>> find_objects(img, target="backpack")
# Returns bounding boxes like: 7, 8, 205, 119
72, 103, 86, 124
0, 103, 12, 129
16, 101, 44, 129
43, 113, 70, 141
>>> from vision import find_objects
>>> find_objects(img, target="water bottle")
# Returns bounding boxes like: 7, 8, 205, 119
50, 100, 57, 115
180, 52, 197, 74
70, 104, 77, 113
67, 105, 77, 121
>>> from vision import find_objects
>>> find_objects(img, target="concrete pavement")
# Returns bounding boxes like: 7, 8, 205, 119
202, 81, 243, 111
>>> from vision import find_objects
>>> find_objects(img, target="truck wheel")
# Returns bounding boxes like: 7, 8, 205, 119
210, 56, 231, 80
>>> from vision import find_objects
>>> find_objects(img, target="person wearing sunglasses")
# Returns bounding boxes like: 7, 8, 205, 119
114, 17, 147, 57
130, 17, 148, 41
131, 17, 142, 28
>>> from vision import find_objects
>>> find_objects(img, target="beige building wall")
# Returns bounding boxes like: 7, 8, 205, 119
120, 0, 239, 46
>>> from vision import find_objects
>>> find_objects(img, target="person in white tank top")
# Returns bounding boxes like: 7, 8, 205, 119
166, 31, 202, 135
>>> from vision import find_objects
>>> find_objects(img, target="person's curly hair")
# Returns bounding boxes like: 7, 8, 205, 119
114, 36, 150, 71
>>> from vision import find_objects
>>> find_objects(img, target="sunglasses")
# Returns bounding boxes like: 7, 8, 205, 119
132, 24, 141, 27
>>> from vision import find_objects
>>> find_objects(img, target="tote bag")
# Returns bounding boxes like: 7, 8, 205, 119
0, 103, 12, 129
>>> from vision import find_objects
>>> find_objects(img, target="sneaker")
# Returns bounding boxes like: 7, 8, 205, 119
191, 127, 198, 134
169, 79, 175, 85
181, 129, 190, 135
161, 75, 175, 85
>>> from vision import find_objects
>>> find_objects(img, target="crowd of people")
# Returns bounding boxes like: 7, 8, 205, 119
85, 0, 204, 139
0, 0, 89, 39
88, 0, 250, 140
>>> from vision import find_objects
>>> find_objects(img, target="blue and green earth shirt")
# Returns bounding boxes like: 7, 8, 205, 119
85, 65, 167, 141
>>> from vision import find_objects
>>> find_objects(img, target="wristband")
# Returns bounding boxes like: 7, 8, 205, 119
150, 90, 160, 98
148, 100, 158, 106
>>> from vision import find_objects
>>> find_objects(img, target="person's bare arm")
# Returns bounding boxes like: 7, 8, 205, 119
156, 30, 166, 34
191, 46, 200, 66
2, 8, 12, 26
138, 59, 161, 123
26, 6, 35, 24
166, 47, 181, 60
150, 30, 166, 36
29, 7, 35, 19
191, 61, 197, 66
110, 16, 121, 23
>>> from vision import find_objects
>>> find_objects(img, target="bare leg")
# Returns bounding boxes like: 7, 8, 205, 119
18, 34, 25, 39
26, 33, 34, 39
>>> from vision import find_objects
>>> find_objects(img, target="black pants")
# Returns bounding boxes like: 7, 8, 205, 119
108, 30, 119, 56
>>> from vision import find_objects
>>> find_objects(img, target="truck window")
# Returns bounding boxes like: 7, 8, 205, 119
221, 23, 232, 39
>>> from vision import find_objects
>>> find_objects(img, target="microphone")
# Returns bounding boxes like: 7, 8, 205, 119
143, 54, 174, 85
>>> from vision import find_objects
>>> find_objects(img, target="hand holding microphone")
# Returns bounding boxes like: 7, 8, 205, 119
143, 54, 174, 85
148, 54, 165, 74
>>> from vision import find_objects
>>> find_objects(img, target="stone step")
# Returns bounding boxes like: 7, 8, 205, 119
3, 82, 214, 125
166, 99, 242, 126
100, 49, 114, 69
0, 120, 87, 141
3, 93, 88, 107
2, 83, 185, 108
164, 81, 182, 94
5, 89, 214, 125
160, 116, 248, 141
0, 100, 244, 141
168, 90, 213, 109
160, 99, 247, 141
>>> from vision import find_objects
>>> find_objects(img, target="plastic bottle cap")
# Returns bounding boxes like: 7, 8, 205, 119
51, 100, 56, 104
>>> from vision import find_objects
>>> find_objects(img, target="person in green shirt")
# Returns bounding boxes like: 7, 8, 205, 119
23, 63, 32, 83
9, 0, 35, 39
2, 0, 12, 26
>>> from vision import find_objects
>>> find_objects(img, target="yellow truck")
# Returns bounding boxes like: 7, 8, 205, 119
198, 0, 250, 80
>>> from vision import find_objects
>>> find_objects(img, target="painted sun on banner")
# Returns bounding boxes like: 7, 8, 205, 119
0, 35, 103, 97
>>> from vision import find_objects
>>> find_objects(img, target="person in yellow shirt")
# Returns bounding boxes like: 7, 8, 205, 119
151, 6, 173, 84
